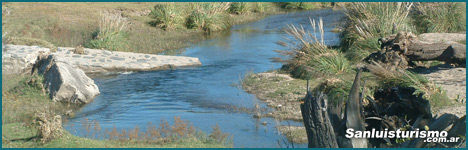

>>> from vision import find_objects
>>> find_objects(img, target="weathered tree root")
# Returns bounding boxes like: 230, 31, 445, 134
301, 69, 466, 148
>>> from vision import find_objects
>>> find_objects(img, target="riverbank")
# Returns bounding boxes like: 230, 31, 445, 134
1, 74, 232, 148
242, 2, 466, 146
2, 2, 331, 54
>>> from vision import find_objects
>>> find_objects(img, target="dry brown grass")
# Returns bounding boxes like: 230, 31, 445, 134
76, 116, 230, 145
2, 2, 192, 53
34, 112, 63, 143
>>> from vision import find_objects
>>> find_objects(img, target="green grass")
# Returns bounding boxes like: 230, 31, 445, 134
252, 2, 269, 13
412, 2, 466, 33
277, 2, 327, 10
341, 2, 415, 61
242, 71, 309, 102
229, 2, 250, 14
2, 124, 227, 148
84, 11, 130, 51
2, 2, 285, 54
6, 37, 58, 52
278, 18, 352, 79
2, 74, 68, 125
184, 4, 231, 33
335, 2, 458, 109
149, 3, 185, 30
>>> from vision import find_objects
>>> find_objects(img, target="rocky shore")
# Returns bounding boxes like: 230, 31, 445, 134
2, 44, 202, 104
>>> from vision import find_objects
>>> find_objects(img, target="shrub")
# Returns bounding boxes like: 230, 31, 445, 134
85, 11, 129, 51
412, 2, 466, 33
34, 112, 63, 143
149, 4, 184, 30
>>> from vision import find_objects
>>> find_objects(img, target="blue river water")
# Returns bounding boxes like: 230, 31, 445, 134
65, 9, 345, 148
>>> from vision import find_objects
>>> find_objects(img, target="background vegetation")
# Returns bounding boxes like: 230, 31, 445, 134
2, 2, 304, 53
276, 2, 465, 108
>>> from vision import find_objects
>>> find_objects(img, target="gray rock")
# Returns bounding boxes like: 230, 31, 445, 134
137, 59, 147, 63
2, 44, 51, 75
39, 55, 99, 104
102, 51, 111, 55
110, 56, 125, 61
418, 33, 466, 43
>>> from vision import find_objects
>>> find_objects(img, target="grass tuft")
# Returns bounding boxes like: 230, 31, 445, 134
85, 11, 130, 51
278, 18, 351, 79
252, 2, 269, 13
149, 3, 184, 31
341, 2, 415, 61
229, 2, 250, 14
412, 2, 466, 33
185, 3, 232, 33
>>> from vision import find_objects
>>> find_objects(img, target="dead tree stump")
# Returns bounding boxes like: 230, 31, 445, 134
301, 91, 339, 148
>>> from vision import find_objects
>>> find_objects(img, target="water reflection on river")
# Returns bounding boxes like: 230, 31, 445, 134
65, 9, 345, 148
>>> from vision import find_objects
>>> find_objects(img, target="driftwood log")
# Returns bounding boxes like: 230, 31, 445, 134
301, 68, 466, 148
365, 32, 466, 70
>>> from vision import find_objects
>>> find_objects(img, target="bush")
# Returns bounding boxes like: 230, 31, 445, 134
85, 11, 129, 51
412, 2, 466, 33
149, 4, 184, 30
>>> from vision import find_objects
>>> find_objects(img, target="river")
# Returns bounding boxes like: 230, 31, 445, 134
65, 9, 345, 148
